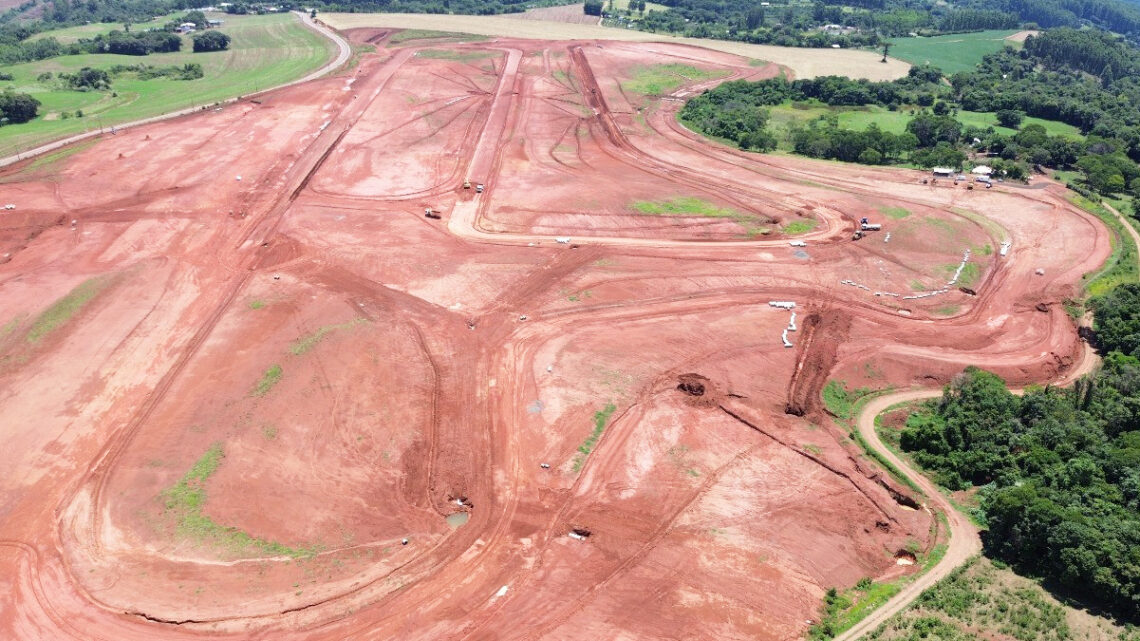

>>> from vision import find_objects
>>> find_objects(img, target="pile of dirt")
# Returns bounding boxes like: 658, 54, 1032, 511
676, 373, 721, 407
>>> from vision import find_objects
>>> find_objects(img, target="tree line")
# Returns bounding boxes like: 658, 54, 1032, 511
899, 284, 1140, 622
681, 30, 1140, 197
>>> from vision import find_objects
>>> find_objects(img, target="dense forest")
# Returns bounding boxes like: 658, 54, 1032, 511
898, 286, 1140, 622
680, 28, 1140, 199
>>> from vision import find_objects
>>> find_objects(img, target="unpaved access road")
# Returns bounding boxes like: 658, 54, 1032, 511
838, 341, 1101, 641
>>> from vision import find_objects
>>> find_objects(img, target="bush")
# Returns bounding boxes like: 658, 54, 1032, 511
0, 88, 41, 123
191, 30, 230, 52
62, 67, 111, 90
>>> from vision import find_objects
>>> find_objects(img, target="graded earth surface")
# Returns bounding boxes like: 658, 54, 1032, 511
0, 30, 1110, 640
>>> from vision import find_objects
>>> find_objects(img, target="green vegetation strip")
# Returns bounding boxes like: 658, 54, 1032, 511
824, 381, 925, 496
782, 218, 818, 235
387, 29, 489, 44
415, 48, 498, 61
1069, 193, 1139, 298
162, 443, 319, 558
879, 206, 910, 220
631, 196, 768, 236
288, 318, 367, 356
571, 403, 617, 472
251, 364, 282, 397
26, 276, 110, 343
622, 63, 728, 96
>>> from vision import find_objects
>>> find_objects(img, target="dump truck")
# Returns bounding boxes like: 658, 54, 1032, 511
424, 207, 441, 220
463, 179, 471, 189
476, 183, 485, 193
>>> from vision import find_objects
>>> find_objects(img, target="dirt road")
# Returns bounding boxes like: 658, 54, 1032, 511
836, 390, 980, 641
1103, 200, 1140, 270
837, 338, 1100, 641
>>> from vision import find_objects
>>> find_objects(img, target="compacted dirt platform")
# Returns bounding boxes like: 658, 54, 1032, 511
0, 31, 1110, 641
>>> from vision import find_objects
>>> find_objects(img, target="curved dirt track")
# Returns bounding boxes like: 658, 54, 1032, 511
837, 341, 1102, 641
0, 30, 1113, 641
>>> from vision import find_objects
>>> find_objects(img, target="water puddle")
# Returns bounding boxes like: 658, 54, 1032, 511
446, 512, 470, 529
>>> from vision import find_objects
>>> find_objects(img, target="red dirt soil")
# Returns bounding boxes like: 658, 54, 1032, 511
0, 30, 1110, 641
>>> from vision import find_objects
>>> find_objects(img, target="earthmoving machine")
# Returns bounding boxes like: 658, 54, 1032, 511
463, 179, 471, 189
476, 183, 485, 194
424, 207, 441, 220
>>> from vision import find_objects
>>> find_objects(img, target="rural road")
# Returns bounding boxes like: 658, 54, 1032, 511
836, 338, 1102, 640
0, 11, 351, 169
833, 390, 982, 641
1103, 200, 1140, 264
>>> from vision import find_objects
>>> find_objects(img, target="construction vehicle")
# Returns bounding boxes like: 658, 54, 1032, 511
463, 179, 471, 189
476, 183, 485, 194
424, 207, 441, 220
861, 222, 882, 231
853, 229, 864, 240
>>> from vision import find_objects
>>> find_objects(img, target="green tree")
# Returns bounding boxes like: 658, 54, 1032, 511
191, 30, 231, 53
996, 108, 1025, 129
0, 88, 41, 123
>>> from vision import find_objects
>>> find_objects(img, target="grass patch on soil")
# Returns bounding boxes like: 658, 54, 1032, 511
939, 261, 979, 287
812, 579, 904, 639
388, 29, 489, 44
813, 543, 952, 639
415, 48, 498, 61
25, 276, 110, 343
886, 30, 1019, 75
1069, 193, 1138, 298
837, 389, 924, 497
879, 206, 911, 220
161, 443, 319, 558
867, 556, 1139, 641
821, 379, 875, 421
571, 402, 617, 472
0, 13, 335, 158
782, 218, 818, 235
251, 364, 282, 397
622, 63, 728, 96
934, 304, 960, 316
248, 299, 265, 310
630, 196, 769, 235
288, 317, 367, 356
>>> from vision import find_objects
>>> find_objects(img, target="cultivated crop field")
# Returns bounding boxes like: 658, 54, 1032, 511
888, 30, 1020, 74
0, 26, 1111, 641
0, 12, 336, 157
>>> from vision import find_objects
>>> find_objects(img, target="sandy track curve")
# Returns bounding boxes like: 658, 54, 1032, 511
837, 339, 1101, 641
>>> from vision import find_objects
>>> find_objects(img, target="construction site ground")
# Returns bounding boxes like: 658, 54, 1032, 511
0, 31, 1111, 641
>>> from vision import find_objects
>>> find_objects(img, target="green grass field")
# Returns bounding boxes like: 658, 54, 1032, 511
612, 0, 670, 17
767, 103, 1081, 144
887, 30, 1019, 75
0, 13, 335, 157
